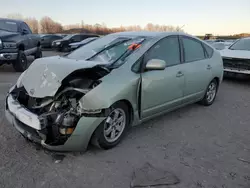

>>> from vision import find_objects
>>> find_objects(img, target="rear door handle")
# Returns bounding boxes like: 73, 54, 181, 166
207, 65, 212, 70
176, 71, 184, 77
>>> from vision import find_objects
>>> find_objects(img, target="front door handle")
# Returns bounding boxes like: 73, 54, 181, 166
207, 64, 212, 70
176, 71, 184, 77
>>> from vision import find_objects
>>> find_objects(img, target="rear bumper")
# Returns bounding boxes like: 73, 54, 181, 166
5, 93, 105, 152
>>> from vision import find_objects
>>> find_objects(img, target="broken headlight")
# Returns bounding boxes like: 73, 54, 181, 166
77, 100, 102, 115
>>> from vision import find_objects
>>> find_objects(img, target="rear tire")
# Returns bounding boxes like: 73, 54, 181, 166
12, 50, 28, 72
200, 79, 218, 106
91, 102, 129, 150
34, 47, 42, 59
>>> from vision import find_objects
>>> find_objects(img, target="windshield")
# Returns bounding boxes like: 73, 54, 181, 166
0, 20, 18, 32
67, 35, 148, 65
229, 38, 250, 51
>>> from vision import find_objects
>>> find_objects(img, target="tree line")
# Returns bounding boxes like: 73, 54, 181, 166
6, 14, 184, 35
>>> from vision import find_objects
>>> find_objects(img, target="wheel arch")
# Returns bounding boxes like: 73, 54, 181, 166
213, 76, 220, 88
18, 43, 25, 51
113, 99, 134, 127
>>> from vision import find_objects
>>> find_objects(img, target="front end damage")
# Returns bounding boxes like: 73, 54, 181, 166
5, 66, 110, 151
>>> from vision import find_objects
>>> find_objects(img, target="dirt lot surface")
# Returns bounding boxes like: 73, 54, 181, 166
0, 51, 249, 188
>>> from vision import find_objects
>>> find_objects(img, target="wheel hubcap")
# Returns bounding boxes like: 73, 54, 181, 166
21, 55, 27, 68
104, 108, 126, 143
206, 82, 216, 103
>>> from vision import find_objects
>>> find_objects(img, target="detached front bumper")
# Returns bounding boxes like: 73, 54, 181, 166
5, 93, 105, 152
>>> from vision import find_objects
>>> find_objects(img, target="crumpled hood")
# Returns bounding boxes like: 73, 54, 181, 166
21, 56, 107, 98
220, 49, 250, 59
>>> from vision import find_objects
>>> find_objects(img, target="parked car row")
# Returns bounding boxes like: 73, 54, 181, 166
205, 39, 235, 50
40, 34, 63, 48
51, 33, 99, 52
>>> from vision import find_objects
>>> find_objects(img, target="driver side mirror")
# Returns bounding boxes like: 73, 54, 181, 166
22, 29, 29, 35
145, 59, 167, 71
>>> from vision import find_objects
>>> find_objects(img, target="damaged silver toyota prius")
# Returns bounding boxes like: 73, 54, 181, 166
5, 31, 223, 151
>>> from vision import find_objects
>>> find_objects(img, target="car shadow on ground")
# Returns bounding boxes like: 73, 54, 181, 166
0, 56, 34, 73
223, 74, 250, 86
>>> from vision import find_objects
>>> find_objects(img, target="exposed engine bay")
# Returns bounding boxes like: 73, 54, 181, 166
9, 66, 109, 146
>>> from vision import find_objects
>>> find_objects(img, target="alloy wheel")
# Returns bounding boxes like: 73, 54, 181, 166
206, 82, 217, 103
103, 108, 126, 143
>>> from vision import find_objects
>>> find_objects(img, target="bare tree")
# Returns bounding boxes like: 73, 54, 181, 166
25, 17, 39, 33
40, 16, 63, 33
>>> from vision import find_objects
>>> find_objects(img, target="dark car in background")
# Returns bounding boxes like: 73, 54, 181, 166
69, 36, 99, 51
41, 34, 63, 48
52, 33, 99, 52
0, 18, 42, 72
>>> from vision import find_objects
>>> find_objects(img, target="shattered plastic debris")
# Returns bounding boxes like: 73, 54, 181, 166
52, 153, 66, 164
131, 162, 180, 187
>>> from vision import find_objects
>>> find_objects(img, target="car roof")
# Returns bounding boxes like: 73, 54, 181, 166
109, 31, 193, 38
0, 18, 23, 24
70, 33, 99, 36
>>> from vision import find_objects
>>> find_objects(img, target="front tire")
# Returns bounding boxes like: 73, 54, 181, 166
12, 50, 28, 72
200, 79, 218, 106
91, 102, 129, 150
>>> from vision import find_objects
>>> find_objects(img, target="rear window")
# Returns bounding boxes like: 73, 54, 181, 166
203, 43, 214, 58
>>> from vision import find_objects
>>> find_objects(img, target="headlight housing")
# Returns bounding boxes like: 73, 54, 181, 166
16, 71, 26, 88
56, 42, 61, 45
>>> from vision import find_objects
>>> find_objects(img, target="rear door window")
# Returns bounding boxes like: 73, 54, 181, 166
182, 37, 206, 62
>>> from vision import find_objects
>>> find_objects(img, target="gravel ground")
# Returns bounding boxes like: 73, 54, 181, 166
0, 51, 249, 188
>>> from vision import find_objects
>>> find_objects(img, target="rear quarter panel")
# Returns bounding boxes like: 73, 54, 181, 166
211, 50, 224, 84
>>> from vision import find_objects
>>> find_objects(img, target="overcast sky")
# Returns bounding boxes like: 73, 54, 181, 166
1, 0, 250, 35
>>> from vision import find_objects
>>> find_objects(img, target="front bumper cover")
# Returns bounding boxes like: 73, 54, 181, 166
5, 94, 105, 152
0, 52, 18, 61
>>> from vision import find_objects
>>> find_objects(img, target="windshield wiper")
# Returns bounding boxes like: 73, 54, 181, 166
86, 38, 131, 61
109, 38, 146, 68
